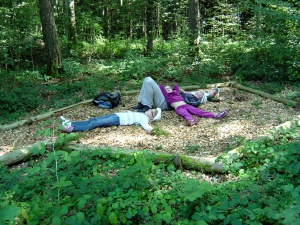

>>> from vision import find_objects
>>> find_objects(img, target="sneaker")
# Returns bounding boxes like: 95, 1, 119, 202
59, 116, 73, 132
132, 102, 146, 109
215, 109, 229, 119
187, 119, 199, 126
137, 106, 151, 113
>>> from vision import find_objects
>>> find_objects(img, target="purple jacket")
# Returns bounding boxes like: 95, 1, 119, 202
159, 85, 184, 105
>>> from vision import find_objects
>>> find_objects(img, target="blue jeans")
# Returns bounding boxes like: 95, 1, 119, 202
71, 114, 120, 132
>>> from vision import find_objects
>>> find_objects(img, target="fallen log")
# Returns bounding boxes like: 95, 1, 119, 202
206, 82, 232, 88
227, 115, 300, 156
68, 144, 223, 172
0, 133, 81, 166
0, 140, 51, 166
0, 100, 94, 131
2, 116, 299, 171
0, 140, 222, 172
231, 82, 299, 107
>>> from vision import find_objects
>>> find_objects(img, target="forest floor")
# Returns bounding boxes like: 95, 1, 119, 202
1, 86, 299, 160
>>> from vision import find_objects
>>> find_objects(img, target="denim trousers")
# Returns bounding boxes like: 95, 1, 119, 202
71, 114, 120, 132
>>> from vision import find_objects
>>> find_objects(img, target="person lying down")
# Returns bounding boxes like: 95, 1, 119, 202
59, 108, 162, 134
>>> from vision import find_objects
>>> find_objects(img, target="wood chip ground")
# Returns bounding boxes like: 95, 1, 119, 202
1, 87, 299, 159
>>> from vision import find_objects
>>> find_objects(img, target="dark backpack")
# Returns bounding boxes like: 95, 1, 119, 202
92, 92, 121, 109
181, 92, 201, 107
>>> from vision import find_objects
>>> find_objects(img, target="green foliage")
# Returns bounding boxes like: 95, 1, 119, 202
185, 145, 200, 153
152, 123, 170, 136
1, 0, 300, 223
1, 122, 300, 224
251, 100, 263, 109
1, 0, 300, 125
1, 37, 210, 124
0, 205, 21, 224
224, 135, 246, 152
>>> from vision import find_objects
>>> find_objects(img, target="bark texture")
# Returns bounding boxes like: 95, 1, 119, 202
39, 0, 62, 77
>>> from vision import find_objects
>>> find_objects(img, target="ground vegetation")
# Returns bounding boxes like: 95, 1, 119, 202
1, 0, 300, 224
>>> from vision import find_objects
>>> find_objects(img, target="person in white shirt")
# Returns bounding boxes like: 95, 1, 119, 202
59, 108, 161, 134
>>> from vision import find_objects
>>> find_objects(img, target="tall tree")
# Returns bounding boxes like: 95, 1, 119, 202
161, 1, 178, 40
39, 0, 62, 77
63, 0, 77, 55
188, 0, 200, 56
64, 0, 77, 44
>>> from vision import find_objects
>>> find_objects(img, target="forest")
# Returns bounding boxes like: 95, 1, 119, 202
1, 0, 300, 224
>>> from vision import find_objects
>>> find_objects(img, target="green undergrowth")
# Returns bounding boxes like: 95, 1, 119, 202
1, 36, 300, 125
1, 122, 300, 224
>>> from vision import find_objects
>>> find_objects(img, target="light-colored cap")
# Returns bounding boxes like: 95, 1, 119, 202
153, 108, 162, 121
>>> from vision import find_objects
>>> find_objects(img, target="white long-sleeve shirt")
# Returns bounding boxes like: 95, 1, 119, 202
115, 111, 152, 132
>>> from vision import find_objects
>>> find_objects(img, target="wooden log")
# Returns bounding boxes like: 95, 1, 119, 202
0, 101, 90, 131
68, 144, 224, 172
1, 115, 299, 170
0, 140, 222, 172
0, 140, 50, 166
231, 82, 299, 107
206, 82, 233, 88
227, 115, 300, 156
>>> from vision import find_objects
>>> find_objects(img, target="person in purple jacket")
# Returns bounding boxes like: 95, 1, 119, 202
160, 85, 229, 126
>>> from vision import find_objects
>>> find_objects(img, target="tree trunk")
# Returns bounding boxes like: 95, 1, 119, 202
161, 4, 177, 40
188, 0, 200, 56
146, 0, 154, 52
0, 140, 50, 166
39, 0, 62, 77
64, 0, 77, 46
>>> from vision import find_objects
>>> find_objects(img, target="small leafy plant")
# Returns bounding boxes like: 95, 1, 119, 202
185, 145, 200, 153
152, 123, 170, 136
251, 100, 263, 109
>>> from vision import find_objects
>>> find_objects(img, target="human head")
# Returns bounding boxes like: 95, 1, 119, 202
164, 86, 172, 93
208, 87, 220, 98
145, 108, 162, 121
193, 91, 204, 100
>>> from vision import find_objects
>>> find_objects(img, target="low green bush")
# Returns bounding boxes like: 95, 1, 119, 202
1, 123, 300, 224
